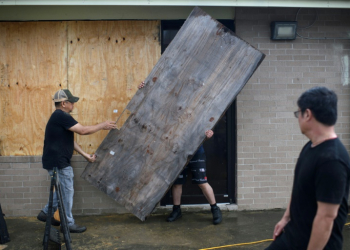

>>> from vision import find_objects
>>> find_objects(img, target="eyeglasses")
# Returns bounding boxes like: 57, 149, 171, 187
294, 110, 300, 118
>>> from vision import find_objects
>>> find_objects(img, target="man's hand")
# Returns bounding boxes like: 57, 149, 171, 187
205, 130, 214, 139
85, 154, 97, 163
101, 121, 117, 130
138, 81, 145, 89
273, 216, 289, 240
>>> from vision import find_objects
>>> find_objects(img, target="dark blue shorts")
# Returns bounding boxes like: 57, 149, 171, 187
174, 152, 207, 185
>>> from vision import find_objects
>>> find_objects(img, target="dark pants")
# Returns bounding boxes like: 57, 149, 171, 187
265, 233, 290, 250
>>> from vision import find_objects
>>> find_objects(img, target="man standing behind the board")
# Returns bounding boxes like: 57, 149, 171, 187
265, 87, 350, 250
37, 89, 117, 233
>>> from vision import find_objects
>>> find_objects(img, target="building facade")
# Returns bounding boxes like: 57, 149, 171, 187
0, 2, 349, 216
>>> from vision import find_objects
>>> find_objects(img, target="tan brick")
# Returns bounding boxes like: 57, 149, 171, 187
238, 199, 254, 205
260, 181, 277, 187
271, 198, 288, 204
244, 193, 260, 199
294, 55, 310, 60
260, 158, 277, 164
254, 153, 272, 159
254, 175, 271, 182
255, 198, 271, 204
260, 170, 277, 176
237, 187, 254, 194
261, 193, 277, 198
244, 182, 260, 188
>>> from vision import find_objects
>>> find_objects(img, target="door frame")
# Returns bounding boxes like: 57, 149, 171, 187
160, 19, 237, 205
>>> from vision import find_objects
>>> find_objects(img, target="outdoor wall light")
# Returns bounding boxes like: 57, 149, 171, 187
270, 21, 297, 40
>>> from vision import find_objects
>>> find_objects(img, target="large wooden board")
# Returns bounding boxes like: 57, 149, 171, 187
81, 7, 265, 221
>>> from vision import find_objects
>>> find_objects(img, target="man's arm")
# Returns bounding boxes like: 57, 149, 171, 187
273, 199, 291, 240
74, 141, 96, 163
307, 201, 339, 250
69, 121, 116, 135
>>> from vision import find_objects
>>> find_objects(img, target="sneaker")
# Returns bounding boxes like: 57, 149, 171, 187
37, 211, 60, 226
62, 224, 87, 233
166, 207, 182, 222
211, 206, 222, 225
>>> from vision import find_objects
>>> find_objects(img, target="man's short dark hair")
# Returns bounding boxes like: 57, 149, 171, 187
297, 86, 337, 126
54, 102, 61, 108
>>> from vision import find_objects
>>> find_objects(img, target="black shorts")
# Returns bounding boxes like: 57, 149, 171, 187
174, 152, 207, 185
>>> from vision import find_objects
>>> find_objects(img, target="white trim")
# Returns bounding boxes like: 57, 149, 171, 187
0, 6, 235, 20
1, 0, 350, 8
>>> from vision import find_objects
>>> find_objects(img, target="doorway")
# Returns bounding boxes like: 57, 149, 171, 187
160, 19, 236, 205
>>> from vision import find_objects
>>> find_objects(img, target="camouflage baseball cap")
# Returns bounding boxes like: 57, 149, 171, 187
53, 89, 79, 103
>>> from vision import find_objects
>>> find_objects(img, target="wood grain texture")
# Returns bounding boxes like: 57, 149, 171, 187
67, 20, 161, 154
0, 22, 68, 156
0, 20, 160, 156
82, 7, 265, 221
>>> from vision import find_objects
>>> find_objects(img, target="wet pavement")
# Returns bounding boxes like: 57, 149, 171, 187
1, 209, 350, 250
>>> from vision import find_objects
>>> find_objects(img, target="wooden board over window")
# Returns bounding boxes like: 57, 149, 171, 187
0, 22, 68, 156
81, 7, 265, 221
67, 20, 160, 154
0, 20, 160, 156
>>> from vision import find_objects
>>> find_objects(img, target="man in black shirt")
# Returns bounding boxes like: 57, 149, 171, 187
265, 87, 350, 250
37, 89, 117, 233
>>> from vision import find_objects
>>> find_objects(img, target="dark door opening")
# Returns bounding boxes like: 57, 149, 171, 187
160, 19, 236, 205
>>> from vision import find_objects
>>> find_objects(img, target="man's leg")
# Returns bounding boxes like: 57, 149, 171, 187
172, 184, 183, 205
167, 168, 187, 222
167, 185, 184, 222
58, 166, 86, 233
57, 167, 75, 226
191, 152, 222, 225
198, 183, 215, 205
198, 182, 222, 225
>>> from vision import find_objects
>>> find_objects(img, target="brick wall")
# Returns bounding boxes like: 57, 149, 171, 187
235, 7, 350, 210
0, 155, 127, 217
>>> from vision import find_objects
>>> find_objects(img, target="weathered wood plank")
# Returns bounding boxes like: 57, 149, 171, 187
81, 7, 265, 221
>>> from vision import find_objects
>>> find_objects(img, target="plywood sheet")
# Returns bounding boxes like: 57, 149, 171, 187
0, 20, 160, 156
67, 21, 161, 154
82, 7, 265, 221
0, 22, 68, 156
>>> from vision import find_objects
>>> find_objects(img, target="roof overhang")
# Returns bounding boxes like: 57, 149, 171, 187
1, 0, 350, 8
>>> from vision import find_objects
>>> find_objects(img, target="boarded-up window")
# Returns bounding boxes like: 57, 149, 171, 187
0, 21, 160, 156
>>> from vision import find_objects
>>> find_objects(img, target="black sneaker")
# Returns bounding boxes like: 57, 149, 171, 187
211, 206, 222, 225
62, 224, 87, 233
37, 211, 60, 226
166, 207, 182, 222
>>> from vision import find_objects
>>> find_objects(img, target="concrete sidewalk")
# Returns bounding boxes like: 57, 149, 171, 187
1, 209, 350, 250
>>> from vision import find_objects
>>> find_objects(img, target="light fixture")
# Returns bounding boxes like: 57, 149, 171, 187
270, 21, 297, 40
